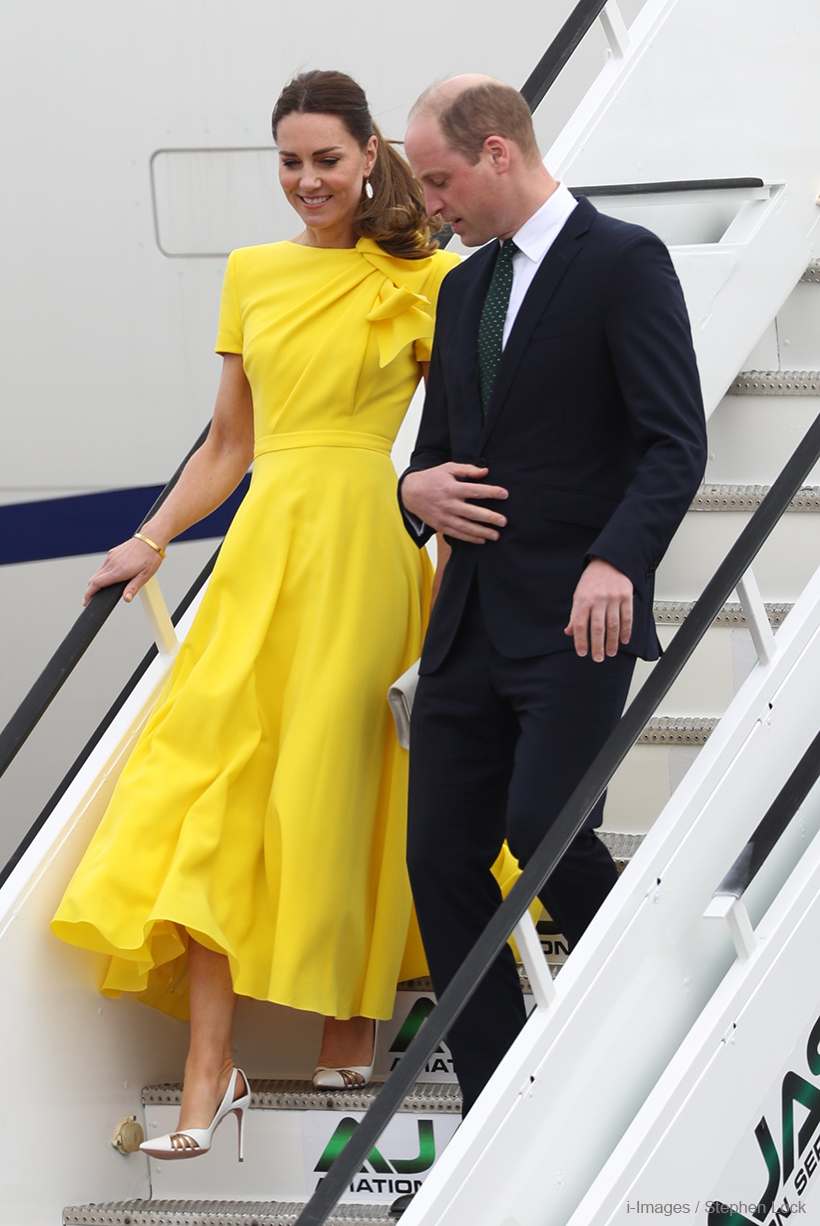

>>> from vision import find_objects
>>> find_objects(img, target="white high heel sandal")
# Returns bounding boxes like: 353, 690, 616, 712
139, 1067, 251, 1161
313, 1022, 378, 1089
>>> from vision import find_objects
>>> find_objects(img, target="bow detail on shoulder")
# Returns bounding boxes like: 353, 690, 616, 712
358, 238, 436, 367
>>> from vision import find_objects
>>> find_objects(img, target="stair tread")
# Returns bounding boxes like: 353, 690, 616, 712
600, 830, 644, 859
653, 600, 791, 627
63, 1201, 396, 1226
691, 483, 820, 510
640, 716, 717, 744
801, 260, 820, 282
730, 370, 820, 394
143, 1079, 462, 1114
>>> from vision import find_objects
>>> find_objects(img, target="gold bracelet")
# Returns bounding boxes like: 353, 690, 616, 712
133, 532, 167, 560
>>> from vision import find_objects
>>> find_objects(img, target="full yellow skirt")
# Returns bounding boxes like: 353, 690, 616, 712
52, 444, 440, 1021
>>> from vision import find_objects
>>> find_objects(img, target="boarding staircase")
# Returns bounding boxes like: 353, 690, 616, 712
2, 1, 820, 1224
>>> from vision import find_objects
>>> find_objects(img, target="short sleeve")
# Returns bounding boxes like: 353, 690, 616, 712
413, 250, 460, 362
215, 251, 243, 354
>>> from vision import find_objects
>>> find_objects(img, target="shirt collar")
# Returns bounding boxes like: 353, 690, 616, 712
511, 182, 578, 264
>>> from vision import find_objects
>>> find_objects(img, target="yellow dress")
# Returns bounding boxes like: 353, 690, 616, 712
51, 238, 459, 1022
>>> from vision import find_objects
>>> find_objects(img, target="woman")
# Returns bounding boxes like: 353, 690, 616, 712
51, 69, 458, 1160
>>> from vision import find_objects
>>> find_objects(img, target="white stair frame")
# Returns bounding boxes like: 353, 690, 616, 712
566, 799, 820, 1223
397, 560, 820, 1226
547, 0, 684, 178
669, 182, 811, 418
545, 0, 815, 419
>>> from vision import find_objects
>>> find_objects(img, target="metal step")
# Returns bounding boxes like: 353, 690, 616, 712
729, 370, 820, 394
801, 260, 820, 282
63, 1201, 396, 1226
653, 599, 791, 627
142, 1080, 462, 1115
600, 830, 644, 864
639, 716, 717, 745
690, 483, 820, 510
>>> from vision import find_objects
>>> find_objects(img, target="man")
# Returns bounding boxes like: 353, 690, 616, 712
399, 76, 708, 1115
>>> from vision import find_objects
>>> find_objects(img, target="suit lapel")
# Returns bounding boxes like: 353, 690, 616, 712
480, 198, 594, 448
454, 242, 496, 442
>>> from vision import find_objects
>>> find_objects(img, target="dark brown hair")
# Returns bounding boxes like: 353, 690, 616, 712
416, 79, 540, 167
272, 70, 438, 259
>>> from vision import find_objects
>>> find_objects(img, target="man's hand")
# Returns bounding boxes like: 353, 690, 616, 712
564, 558, 633, 661
402, 464, 508, 544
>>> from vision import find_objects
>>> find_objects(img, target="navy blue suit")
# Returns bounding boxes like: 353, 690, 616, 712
401, 197, 707, 1112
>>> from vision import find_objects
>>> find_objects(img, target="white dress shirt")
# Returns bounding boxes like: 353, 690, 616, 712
502, 181, 578, 348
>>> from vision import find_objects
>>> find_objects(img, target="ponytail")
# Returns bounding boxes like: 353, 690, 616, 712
354, 123, 439, 259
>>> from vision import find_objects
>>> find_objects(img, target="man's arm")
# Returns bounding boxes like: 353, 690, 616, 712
398, 307, 452, 546
593, 230, 707, 584
566, 230, 707, 660
402, 464, 509, 545
399, 295, 509, 546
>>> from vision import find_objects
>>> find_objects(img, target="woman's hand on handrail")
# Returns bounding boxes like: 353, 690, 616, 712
83, 536, 165, 606
82, 354, 254, 609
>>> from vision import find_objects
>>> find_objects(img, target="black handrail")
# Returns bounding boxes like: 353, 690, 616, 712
0, 547, 220, 890
294, 409, 820, 1226
520, 0, 609, 110
713, 726, 820, 903
0, 422, 212, 780
573, 177, 765, 196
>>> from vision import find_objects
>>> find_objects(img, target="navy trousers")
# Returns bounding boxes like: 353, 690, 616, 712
407, 585, 635, 1113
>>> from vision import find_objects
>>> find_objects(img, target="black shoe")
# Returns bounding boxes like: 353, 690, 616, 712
390, 1192, 415, 1216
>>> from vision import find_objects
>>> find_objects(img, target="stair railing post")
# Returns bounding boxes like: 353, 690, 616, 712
138, 577, 179, 657
512, 914, 557, 1009
736, 567, 778, 666
600, 0, 630, 59
704, 893, 759, 961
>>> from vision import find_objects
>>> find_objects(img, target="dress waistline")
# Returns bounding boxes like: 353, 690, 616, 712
254, 430, 393, 459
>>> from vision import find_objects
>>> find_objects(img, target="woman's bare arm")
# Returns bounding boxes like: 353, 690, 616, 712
83, 354, 254, 605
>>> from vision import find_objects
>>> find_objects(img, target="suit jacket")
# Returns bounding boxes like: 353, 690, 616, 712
400, 196, 708, 674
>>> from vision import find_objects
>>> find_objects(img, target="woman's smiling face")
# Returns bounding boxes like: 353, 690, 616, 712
276, 111, 377, 248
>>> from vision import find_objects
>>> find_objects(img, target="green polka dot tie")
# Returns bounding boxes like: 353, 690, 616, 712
478, 238, 517, 416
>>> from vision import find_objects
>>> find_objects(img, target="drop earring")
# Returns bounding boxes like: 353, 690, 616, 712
364, 178, 374, 199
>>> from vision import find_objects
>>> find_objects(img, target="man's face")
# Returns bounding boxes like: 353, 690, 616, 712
404, 114, 502, 248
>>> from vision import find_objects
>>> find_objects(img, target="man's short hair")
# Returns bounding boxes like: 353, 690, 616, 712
417, 80, 541, 166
